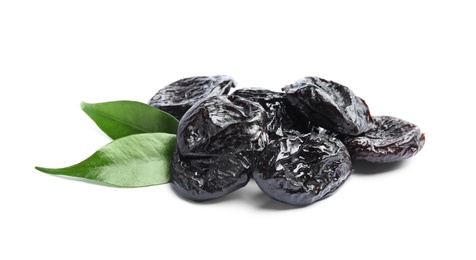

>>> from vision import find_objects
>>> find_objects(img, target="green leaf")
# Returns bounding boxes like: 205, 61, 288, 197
35, 133, 176, 187
81, 100, 179, 140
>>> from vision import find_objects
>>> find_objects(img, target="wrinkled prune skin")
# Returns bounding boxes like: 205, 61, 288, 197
283, 77, 373, 135
171, 95, 268, 201
177, 95, 268, 156
342, 116, 425, 163
171, 149, 252, 201
232, 88, 313, 137
148, 75, 236, 120
253, 132, 353, 206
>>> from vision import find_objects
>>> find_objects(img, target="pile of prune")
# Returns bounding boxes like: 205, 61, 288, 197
150, 75, 425, 206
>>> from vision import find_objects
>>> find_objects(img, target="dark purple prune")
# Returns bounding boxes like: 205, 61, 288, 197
148, 75, 236, 120
342, 116, 425, 163
253, 131, 353, 206
177, 95, 268, 156
283, 77, 373, 135
171, 149, 252, 201
232, 88, 313, 137
171, 95, 268, 201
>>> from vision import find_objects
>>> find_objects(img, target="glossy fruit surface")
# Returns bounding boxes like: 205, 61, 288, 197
283, 77, 372, 135
342, 116, 425, 163
171, 149, 252, 201
171, 95, 268, 201
253, 131, 353, 206
148, 75, 235, 119
233, 88, 313, 137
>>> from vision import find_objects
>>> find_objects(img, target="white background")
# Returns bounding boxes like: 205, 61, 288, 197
1, 1, 475, 259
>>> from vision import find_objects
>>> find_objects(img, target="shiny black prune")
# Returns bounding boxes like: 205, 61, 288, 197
232, 88, 313, 137
171, 95, 268, 201
171, 149, 252, 201
253, 131, 353, 206
342, 116, 425, 163
148, 75, 236, 119
283, 77, 373, 135
177, 95, 268, 156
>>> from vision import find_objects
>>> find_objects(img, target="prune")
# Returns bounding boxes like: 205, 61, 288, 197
148, 75, 236, 119
283, 77, 373, 135
342, 116, 425, 163
177, 95, 268, 156
171, 95, 268, 201
171, 149, 252, 201
253, 131, 353, 206
232, 88, 313, 137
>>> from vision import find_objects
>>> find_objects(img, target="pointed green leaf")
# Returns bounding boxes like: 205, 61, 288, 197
35, 133, 176, 187
81, 100, 179, 140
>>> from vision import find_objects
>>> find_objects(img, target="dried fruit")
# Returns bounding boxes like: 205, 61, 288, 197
171, 149, 252, 201
253, 131, 353, 206
37, 72, 427, 208
283, 77, 372, 135
232, 88, 313, 137
176, 95, 268, 156
148, 75, 236, 120
171, 95, 268, 201
342, 116, 425, 163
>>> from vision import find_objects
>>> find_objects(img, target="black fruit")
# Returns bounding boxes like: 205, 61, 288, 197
148, 75, 236, 120
253, 131, 353, 206
283, 77, 372, 135
171, 149, 252, 201
171, 95, 268, 201
232, 88, 313, 137
342, 116, 425, 163
157, 75, 425, 206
